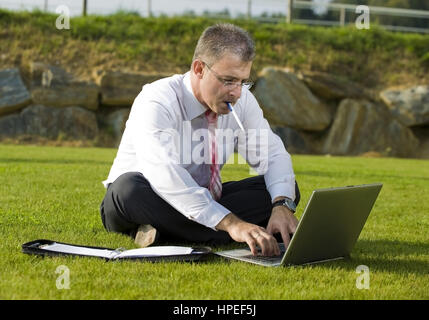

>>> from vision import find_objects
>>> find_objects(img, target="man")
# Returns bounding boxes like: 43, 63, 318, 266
100, 23, 300, 257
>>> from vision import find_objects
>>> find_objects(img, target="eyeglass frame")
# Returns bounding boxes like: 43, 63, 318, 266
202, 60, 254, 90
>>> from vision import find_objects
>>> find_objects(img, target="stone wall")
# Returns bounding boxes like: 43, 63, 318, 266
0, 62, 170, 147
255, 67, 428, 158
0, 62, 428, 158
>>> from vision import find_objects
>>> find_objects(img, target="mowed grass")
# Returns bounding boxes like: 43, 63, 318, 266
0, 144, 428, 299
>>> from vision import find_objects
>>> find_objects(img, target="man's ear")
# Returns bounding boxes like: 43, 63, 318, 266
192, 59, 204, 79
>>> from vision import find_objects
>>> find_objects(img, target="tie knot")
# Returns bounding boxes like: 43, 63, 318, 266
205, 110, 217, 123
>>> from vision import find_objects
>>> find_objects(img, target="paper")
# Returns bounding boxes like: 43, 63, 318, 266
115, 246, 194, 259
40, 243, 194, 260
41, 243, 117, 259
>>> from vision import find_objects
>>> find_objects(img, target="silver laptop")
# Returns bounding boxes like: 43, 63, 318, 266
215, 183, 383, 267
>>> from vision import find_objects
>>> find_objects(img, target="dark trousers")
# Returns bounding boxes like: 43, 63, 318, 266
100, 172, 300, 245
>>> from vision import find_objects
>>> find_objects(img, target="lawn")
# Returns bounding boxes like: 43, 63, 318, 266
0, 144, 428, 299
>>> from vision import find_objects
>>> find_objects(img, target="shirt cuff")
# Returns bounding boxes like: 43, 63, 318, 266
189, 200, 231, 230
267, 181, 296, 203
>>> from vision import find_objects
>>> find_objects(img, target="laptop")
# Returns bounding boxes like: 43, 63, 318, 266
215, 183, 383, 267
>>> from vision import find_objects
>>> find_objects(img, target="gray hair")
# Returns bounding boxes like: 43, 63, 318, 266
192, 23, 255, 65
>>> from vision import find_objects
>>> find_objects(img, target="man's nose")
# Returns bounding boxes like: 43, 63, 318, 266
229, 84, 242, 99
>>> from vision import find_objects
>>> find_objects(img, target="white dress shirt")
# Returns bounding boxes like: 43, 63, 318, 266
103, 71, 295, 230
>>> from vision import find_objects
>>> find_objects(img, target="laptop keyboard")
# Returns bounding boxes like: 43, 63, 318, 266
242, 253, 284, 262
241, 243, 286, 262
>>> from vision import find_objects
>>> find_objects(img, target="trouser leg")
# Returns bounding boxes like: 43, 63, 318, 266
100, 172, 228, 244
100, 172, 300, 245
220, 175, 300, 226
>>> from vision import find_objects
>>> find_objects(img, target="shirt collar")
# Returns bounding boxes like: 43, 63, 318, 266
183, 71, 208, 120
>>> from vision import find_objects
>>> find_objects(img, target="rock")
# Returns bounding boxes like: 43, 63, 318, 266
58, 106, 99, 139
411, 126, 429, 159
0, 68, 32, 116
417, 136, 429, 159
31, 85, 99, 110
272, 126, 326, 154
0, 104, 98, 140
93, 70, 170, 106
253, 67, 332, 131
380, 85, 429, 127
323, 99, 419, 157
106, 108, 130, 135
21, 61, 74, 87
21, 62, 99, 110
98, 108, 131, 147
296, 70, 371, 101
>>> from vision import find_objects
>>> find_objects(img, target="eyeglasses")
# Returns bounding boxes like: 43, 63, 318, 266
203, 61, 253, 90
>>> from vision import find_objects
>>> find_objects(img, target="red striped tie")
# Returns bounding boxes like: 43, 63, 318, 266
205, 110, 222, 201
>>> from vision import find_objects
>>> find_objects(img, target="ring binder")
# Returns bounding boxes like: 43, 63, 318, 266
22, 239, 213, 263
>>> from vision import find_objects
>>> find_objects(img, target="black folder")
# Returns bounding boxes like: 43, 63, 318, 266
22, 239, 212, 262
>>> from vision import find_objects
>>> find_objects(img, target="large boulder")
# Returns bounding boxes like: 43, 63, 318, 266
31, 85, 99, 110
0, 68, 32, 116
296, 70, 373, 101
93, 70, 170, 106
323, 99, 419, 157
272, 126, 326, 155
0, 104, 98, 140
21, 61, 99, 110
380, 85, 429, 127
97, 108, 131, 147
21, 61, 74, 87
253, 67, 332, 131
411, 126, 429, 159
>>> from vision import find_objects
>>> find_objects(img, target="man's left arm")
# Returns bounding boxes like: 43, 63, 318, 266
267, 196, 298, 248
238, 90, 298, 247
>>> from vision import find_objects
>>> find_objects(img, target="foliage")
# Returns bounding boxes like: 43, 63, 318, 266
0, 8, 428, 88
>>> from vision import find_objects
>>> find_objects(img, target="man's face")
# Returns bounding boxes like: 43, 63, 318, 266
199, 53, 252, 115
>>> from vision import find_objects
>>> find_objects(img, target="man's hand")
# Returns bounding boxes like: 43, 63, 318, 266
216, 213, 280, 256
266, 204, 298, 249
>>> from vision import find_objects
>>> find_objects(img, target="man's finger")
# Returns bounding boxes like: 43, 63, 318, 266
274, 239, 281, 256
246, 236, 258, 256
281, 231, 291, 250
266, 233, 280, 256
257, 234, 271, 256
257, 232, 279, 256
266, 224, 276, 235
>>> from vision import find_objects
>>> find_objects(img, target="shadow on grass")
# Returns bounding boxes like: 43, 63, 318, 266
204, 239, 429, 275
316, 239, 429, 275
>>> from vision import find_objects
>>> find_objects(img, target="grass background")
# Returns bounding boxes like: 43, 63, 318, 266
0, 144, 428, 299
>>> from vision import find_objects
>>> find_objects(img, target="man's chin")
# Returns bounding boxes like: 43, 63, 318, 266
217, 102, 232, 114
210, 103, 228, 115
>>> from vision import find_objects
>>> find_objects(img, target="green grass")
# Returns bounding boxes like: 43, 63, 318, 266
0, 144, 428, 299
